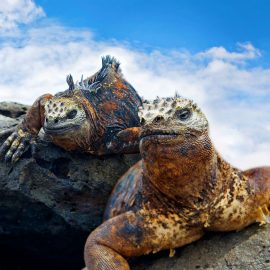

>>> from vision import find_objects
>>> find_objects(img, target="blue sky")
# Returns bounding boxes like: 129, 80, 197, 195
0, 0, 269, 169
35, 0, 270, 64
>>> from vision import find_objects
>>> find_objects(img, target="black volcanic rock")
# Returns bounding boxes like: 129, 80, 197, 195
0, 102, 29, 119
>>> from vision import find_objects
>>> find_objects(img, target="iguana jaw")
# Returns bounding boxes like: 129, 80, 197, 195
140, 123, 202, 147
44, 124, 81, 135
140, 129, 198, 140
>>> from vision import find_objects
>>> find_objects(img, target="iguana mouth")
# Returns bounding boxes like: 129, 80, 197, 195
44, 124, 81, 135
140, 130, 178, 139
140, 130, 197, 140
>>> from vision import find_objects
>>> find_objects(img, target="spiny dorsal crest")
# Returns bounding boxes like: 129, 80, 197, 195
66, 74, 75, 92
65, 55, 122, 95
65, 74, 101, 94
102, 55, 121, 72
138, 96, 201, 125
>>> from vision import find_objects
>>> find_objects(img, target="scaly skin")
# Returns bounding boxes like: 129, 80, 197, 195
0, 56, 142, 163
84, 96, 270, 270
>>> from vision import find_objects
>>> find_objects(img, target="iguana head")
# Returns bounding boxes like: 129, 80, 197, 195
43, 90, 94, 151
43, 95, 88, 135
139, 96, 209, 141
43, 73, 93, 143
139, 96, 215, 201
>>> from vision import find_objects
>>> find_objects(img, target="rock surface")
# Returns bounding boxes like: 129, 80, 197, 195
0, 115, 18, 129
0, 102, 270, 270
0, 101, 29, 118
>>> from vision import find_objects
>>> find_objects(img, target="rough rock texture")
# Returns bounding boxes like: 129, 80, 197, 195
0, 102, 270, 270
0, 102, 28, 130
0, 101, 29, 118
0, 115, 18, 129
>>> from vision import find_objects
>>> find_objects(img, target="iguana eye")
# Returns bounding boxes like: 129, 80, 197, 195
175, 109, 191, 120
67, 109, 77, 119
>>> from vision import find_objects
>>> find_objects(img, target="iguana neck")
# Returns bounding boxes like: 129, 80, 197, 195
141, 133, 218, 206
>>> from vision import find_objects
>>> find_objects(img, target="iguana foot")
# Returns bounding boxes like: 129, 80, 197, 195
0, 128, 33, 164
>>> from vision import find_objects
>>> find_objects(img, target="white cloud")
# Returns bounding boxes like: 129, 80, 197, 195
0, 0, 45, 33
196, 43, 261, 62
0, 1, 269, 170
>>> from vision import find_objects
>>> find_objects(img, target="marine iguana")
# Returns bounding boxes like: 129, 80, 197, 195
84, 96, 270, 270
0, 56, 142, 163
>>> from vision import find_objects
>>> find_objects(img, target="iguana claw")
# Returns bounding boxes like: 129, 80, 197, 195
0, 128, 32, 164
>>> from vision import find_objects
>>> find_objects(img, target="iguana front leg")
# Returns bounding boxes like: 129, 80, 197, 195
208, 167, 270, 232
84, 211, 204, 270
105, 127, 141, 154
0, 94, 53, 163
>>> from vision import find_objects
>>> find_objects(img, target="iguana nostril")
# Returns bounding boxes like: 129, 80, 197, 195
54, 119, 59, 124
67, 109, 77, 119
45, 118, 48, 122
153, 116, 164, 123
141, 118, 146, 125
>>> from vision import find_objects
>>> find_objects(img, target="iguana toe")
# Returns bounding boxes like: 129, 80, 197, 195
0, 129, 32, 163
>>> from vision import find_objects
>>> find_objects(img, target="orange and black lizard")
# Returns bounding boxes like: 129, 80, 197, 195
0, 56, 142, 163
84, 96, 270, 270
